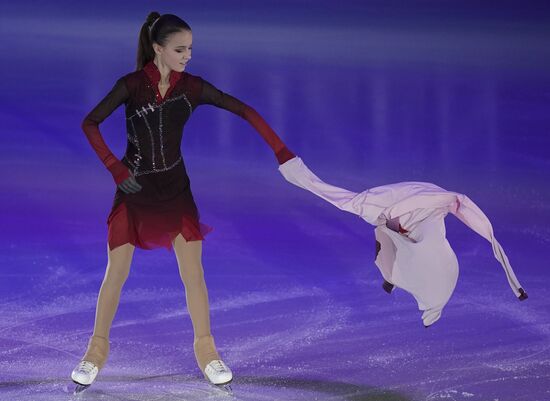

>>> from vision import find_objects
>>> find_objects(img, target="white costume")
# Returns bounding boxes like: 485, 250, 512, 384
279, 156, 527, 326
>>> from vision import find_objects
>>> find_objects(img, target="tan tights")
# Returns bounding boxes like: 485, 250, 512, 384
80, 233, 220, 373
172, 234, 221, 372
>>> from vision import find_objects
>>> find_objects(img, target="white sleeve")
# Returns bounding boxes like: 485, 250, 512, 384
452, 194, 527, 300
278, 156, 360, 216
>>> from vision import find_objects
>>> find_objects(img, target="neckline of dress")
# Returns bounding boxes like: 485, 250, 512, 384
143, 60, 183, 102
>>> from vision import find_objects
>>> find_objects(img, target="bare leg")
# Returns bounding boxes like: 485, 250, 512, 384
81, 242, 135, 369
172, 233, 220, 373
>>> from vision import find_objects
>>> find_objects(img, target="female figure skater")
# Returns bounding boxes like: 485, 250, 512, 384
278, 156, 527, 327
71, 12, 295, 391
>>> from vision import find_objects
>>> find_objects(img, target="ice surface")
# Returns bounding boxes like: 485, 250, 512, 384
2, 1, 550, 400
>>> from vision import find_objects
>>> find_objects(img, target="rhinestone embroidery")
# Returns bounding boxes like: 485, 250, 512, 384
125, 91, 192, 176
141, 114, 156, 168
158, 106, 167, 169
126, 155, 182, 177
163, 92, 193, 114
127, 94, 191, 119
128, 118, 142, 176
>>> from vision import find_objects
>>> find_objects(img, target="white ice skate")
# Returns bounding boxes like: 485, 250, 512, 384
204, 359, 233, 393
71, 360, 99, 393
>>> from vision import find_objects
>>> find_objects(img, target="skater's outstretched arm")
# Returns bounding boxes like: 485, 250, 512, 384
81, 77, 132, 185
198, 78, 295, 165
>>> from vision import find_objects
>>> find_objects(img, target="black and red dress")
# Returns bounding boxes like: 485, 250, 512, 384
82, 60, 294, 252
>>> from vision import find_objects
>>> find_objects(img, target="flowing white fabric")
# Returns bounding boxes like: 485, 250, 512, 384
279, 156, 527, 326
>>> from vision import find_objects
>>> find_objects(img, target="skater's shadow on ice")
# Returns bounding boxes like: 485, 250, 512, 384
0, 374, 413, 401
92, 374, 412, 401
236, 375, 413, 400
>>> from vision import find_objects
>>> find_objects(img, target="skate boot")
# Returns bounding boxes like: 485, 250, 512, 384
194, 334, 233, 391
71, 334, 110, 393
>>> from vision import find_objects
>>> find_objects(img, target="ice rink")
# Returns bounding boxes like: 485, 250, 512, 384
1, 1, 550, 400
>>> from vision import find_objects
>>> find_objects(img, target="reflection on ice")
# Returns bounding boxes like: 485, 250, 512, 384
2, 1, 550, 401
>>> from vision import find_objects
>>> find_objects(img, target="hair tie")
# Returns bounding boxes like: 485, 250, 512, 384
148, 16, 160, 29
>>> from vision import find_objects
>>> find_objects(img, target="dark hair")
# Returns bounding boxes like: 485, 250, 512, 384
136, 12, 192, 71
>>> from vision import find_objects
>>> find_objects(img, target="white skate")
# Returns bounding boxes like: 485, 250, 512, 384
71, 360, 99, 393
204, 359, 233, 393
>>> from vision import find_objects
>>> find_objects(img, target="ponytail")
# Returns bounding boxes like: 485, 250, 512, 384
136, 12, 192, 71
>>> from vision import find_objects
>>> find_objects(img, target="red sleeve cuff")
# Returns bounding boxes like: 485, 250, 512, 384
275, 147, 296, 165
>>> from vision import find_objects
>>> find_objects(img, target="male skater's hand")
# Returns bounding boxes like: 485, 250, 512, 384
118, 172, 142, 194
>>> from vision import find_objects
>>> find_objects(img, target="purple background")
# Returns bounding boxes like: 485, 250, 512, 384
1, 1, 550, 400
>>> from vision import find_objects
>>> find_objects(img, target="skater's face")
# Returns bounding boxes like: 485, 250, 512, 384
153, 30, 192, 72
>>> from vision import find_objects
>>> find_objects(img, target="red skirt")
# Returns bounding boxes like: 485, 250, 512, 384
106, 157, 213, 252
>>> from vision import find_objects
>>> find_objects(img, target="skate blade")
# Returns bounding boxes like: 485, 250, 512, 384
214, 382, 233, 396
73, 383, 90, 394
206, 378, 234, 396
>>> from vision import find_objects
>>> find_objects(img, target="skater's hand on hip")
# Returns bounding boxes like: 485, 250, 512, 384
118, 172, 142, 194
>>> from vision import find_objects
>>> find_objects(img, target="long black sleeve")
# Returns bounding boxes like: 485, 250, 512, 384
198, 78, 295, 164
81, 77, 131, 184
